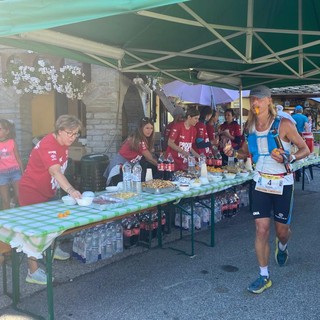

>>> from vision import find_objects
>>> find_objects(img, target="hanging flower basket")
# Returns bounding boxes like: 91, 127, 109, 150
0, 59, 87, 100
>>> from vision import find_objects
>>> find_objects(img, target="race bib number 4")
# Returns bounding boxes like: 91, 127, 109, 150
255, 173, 284, 195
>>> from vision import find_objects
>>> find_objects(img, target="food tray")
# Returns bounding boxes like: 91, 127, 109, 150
91, 194, 126, 211
142, 186, 176, 194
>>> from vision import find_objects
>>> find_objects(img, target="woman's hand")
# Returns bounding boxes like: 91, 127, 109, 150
271, 148, 286, 163
68, 188, 82, 199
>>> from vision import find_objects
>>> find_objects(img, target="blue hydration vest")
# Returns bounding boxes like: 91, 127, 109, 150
247, 117, 281, 163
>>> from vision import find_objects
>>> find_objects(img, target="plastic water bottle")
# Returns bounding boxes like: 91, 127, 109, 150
115, 223, 123, 253
101, 224, 113, 259
110, 223, 117, 253
132, 162, 142, 193
188, 154, 196, 174
72, 232, 80, 258
122, 161, 132, 192
90, 227, 100, 263
85, 230, 93, 264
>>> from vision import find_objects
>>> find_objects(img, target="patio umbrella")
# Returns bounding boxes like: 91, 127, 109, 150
162, 80, 242, 106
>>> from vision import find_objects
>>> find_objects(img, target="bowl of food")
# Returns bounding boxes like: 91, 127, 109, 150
191, 180, 201, 188
237, 171, 249, 178
179, 183, 190, 192
210, 175, 223, 183
224, 173, 236, 180
76, 197, 94, 206
62, 195, 77, 206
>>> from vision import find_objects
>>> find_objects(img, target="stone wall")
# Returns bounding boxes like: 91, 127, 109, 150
0, 50, 144, 162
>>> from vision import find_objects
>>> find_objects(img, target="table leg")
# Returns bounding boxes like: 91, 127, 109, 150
157, 205, 162, 248
190, 198, 194, 257
11, 249, 20, 306
210, 194, 215, 247
45, 246, 55, 320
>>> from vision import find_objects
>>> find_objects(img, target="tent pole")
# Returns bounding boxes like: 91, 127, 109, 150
239, 85, 243, 129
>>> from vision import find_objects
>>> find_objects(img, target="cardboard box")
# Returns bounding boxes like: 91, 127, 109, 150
68, 146, 87, 161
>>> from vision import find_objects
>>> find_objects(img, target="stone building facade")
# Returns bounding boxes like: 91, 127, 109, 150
0, 49, 145, 163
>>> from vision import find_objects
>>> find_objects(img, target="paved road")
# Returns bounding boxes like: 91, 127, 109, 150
1, 167, 319, 319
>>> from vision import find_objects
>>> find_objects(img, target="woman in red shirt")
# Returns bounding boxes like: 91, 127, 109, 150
194, 106, 213, 156
104, 117, 158, 185
166, 107, 201, 171
219, 108, 243, 165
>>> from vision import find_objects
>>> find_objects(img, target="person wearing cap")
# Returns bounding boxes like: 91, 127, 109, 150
162, 106, 185, 151
276, 105, 296, 124
291, 105, 309, 182
291, 105, 309, 134
227, 85, 309, 294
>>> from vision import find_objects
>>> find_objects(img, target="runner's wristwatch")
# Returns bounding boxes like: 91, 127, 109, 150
290, 154, 296, 163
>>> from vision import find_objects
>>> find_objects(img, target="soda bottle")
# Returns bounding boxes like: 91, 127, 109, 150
157, 153, 165, 180
207, 151, 213, 167
163, 155, 169, 180
166, 153, 175, 181
122, 161, 132, 192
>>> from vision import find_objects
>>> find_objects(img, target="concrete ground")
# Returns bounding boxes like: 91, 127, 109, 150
0, 167, 319, 320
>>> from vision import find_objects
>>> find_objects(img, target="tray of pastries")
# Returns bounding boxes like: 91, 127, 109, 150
142, 179, 176, 194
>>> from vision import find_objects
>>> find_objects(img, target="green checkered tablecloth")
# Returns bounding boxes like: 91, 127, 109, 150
1, 156, 319, 259
292, 156, 320, 171
0, 175, 253, 258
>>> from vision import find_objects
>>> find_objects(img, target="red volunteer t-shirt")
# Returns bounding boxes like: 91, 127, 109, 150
166, 121, 196, 171
119, 138, 148, 163
19, 133, 68, 205
194, 121, 210, 156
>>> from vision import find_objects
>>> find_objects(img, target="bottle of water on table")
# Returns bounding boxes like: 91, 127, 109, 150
132, 161, 142, 193
122, 161, 132, 192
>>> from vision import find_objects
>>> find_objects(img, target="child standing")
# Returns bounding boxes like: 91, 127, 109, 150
0, 119, 23, 209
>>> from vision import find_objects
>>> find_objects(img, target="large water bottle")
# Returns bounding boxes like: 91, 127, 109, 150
115, 223, 123, 253
85, 230, 93, 264
122, 161, 132, 192
110, 223, 117, 253
90, 227, 100, 263
188, 154, 196, 175
78, 230, 86, 262
72, 232, 80, 259
132, 162, 142, 193
105, 225, 113, 258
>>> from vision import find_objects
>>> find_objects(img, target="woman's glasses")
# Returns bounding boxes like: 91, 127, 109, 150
64, 130, 80, 138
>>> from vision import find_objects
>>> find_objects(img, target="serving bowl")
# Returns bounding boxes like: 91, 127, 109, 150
191, 181, 202, 188
82, 191, 95, 198
237, 171, 249, 178
224, 173, 236, 180
76, 197, 94, 206
179, 184, 190, 192
210, 175, 223, 183
62, 195, 77, 206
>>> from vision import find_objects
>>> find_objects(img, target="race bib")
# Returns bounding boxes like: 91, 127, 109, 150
255, 173, 284, 195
